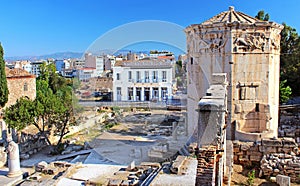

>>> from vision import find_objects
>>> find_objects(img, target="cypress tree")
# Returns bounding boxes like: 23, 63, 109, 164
0, 43, 9, 108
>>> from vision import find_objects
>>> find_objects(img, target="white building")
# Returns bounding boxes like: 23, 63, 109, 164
113, 59, 175, 101
14, 60, 32, 73
77, 67, 97, 81
31, 61, 45, 77
95, 56, 104, 76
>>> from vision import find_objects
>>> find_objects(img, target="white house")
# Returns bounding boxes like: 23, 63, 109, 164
113, 59, 175, 101
77, 67, 97, 81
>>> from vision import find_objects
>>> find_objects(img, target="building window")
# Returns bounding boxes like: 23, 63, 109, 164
136, 87, 141, 101
162, 71, 167, 82
153, 88, 159, 99
128, 71, 132, 82
128, 87, 133, 100
145, 71, 149, 82
136, 71, 140, 82
117, 87, 122, 101
24, 83, 28, 91
116, 73, 120, 80
162, 87, 168, 100
152, 71, 158, 82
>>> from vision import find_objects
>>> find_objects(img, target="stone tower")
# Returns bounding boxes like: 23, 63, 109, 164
185, 6, 283, 141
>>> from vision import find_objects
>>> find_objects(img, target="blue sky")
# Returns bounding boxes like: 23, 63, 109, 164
0, 0, 299, 57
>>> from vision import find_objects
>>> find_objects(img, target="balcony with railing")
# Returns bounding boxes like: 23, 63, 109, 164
128, 78, 169, 84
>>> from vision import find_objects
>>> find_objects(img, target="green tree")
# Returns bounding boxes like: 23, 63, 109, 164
255, 10, 270, 21
5, 63, 78, 153
51, 85, 76, 153
279, 79, 292, 104
280, 23, 300, 96
4, 97, 35, 130
0, 43, 9, 108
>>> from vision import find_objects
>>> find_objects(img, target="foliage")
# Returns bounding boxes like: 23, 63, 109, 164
280, 23, 300, 96
112, 106, 121, 115
176, 60, 182, 68
4, 63, 77, 153
104, 122, 118, 130
279, 79, 292, 104
72, 77, 81, 90
0, 43, 9, 108
4, 97, 35, 130
255, 10, 269, 21
247, 170, 255, 186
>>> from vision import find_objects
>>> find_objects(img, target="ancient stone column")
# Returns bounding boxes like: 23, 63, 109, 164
7, 140, 22, 177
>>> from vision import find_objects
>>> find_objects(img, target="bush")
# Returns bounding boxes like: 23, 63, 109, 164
247, 170, 255, 186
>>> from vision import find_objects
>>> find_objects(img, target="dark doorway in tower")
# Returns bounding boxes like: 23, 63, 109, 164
144, 87, 150, 101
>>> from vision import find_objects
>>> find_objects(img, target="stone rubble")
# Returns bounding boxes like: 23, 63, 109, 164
260, 153, 300, 183
279, 109, 300, 145
233, 138, 300, 183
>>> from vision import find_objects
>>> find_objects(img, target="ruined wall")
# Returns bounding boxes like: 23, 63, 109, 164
279, 106, 300, 145
233, 138, 300, 183
195, 147, 216, 186
18, 132, 49, 160
195, 73, 227, 186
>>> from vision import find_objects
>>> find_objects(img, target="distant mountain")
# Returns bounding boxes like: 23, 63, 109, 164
4, 49, 162, 62
5, 52, 84, 61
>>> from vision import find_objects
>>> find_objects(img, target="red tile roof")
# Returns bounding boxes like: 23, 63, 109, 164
5, 67, 35, 78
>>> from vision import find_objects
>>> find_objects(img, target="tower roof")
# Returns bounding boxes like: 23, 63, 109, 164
201, 6, 262, 25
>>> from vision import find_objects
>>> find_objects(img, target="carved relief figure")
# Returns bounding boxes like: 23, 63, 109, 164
199, 32, 227, 53
234, 32, 266, 52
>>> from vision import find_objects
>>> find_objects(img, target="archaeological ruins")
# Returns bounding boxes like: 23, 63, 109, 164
1, 6, 300, 186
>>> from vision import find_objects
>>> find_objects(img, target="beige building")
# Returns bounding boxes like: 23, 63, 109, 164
5, 67, 36, 108
185, 6, 283, 141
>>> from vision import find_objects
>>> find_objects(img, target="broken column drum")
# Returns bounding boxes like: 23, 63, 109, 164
7, 140, 22, 177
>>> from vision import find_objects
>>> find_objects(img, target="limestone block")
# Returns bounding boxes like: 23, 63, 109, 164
276, 174, 290, 186
233, 147, 240, 152
250, 151, 263, 157
249, 145, 259, 151
242, 102, 255, 112
250, 155, 262, 161
262, 139, 282, 147
235, 104, 241, 113
36, 161, 48, 172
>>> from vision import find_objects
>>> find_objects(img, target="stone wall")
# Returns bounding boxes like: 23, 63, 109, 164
260, 153, 300, 183
279, 107, 300, 145
195, 73, 227, 186
233, 138, 300, 183
195, 147, 216, 186
5, 68, 36, 108
18, 132, 49, 160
